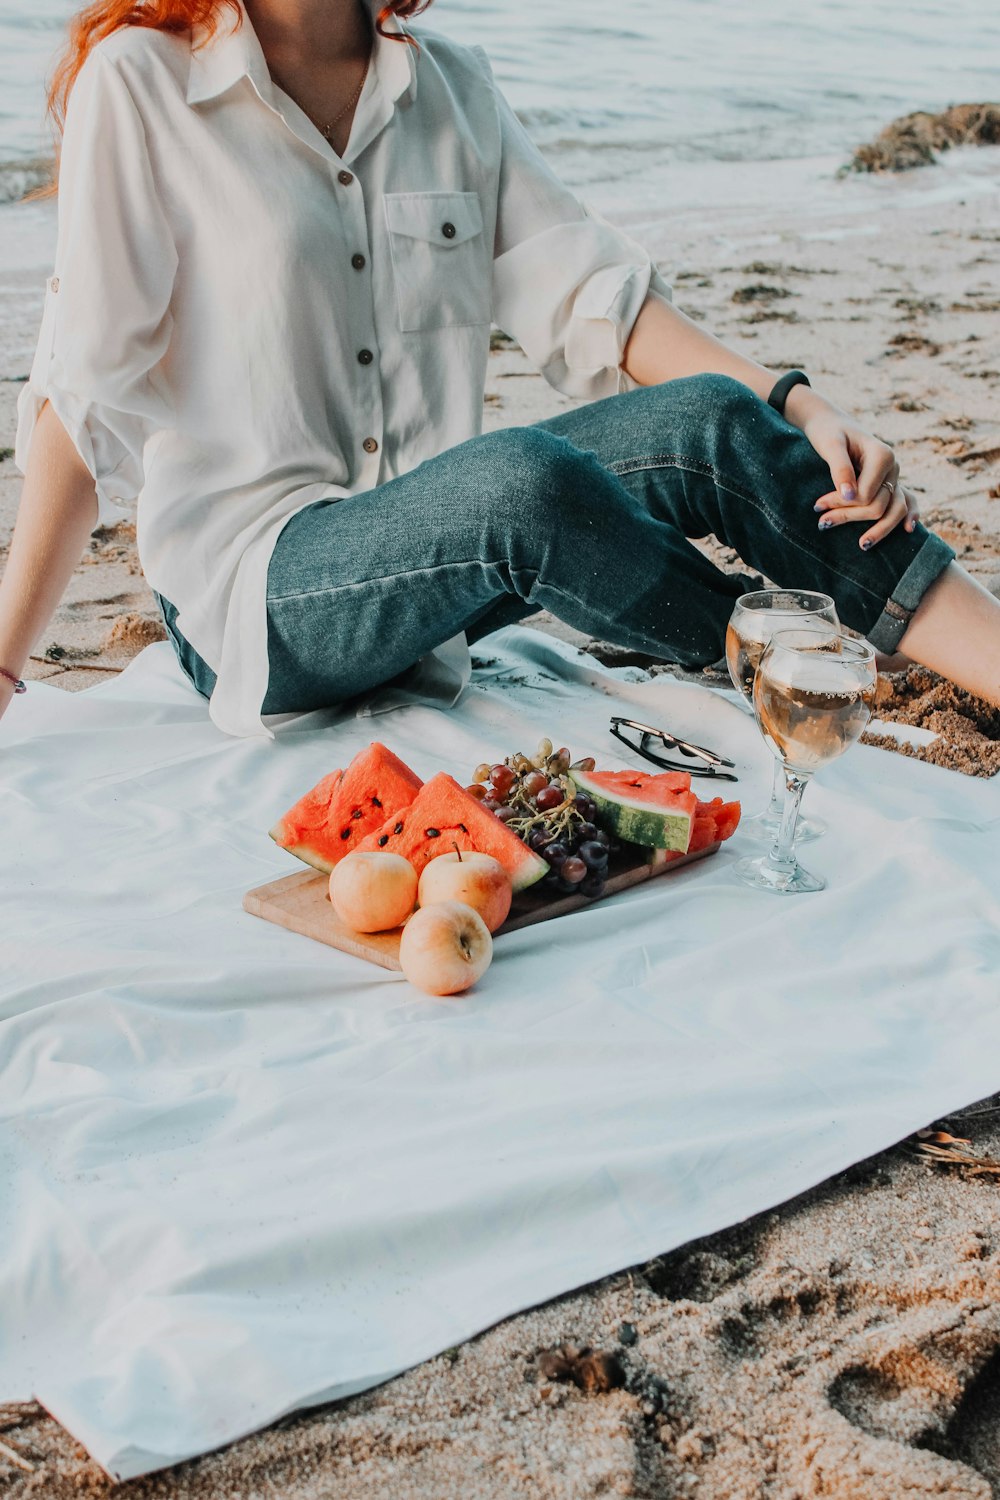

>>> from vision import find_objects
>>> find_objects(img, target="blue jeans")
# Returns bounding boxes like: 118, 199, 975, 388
157, 375, 955, 714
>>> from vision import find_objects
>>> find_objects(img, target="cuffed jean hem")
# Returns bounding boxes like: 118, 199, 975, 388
864, 530, 956, 654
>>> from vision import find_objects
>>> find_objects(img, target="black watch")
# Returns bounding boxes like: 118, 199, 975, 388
767, 369, 811, 416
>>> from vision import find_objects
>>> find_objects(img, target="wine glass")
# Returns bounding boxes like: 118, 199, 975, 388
725, 590, 839, 843
733, 629, 877, 894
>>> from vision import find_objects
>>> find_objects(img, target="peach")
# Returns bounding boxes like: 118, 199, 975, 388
417, 851, 512, 934
398, 900, 492, 997
329, 851, 417, 934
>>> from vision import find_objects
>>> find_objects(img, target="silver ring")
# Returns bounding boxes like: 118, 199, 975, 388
881, 478, 896, 498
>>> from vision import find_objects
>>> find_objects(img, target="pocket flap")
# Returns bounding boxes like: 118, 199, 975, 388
383, 191, 483, 246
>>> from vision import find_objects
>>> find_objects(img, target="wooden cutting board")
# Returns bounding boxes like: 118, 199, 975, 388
243, 842, 721, 972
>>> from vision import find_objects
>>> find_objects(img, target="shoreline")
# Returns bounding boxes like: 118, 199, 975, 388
1, 144, 1000, 1497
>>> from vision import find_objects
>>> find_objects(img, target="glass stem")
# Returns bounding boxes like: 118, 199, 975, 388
766, 768, 810, 878
766, 758, 785, 824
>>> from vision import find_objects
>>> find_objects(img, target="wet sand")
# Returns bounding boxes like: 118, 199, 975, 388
1, 144, 999, 1498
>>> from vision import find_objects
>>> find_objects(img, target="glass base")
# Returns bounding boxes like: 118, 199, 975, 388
739, 809, 826, 845
733, 853, 826, 895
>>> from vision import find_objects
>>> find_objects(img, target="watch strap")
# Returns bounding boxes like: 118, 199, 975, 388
767, 369, 811, 415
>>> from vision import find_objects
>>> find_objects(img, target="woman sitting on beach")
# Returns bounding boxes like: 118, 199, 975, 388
1, 0, 998, 735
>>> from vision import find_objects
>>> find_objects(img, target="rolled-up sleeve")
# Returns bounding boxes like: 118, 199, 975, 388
479, 48, 672, 400
14, 50, 177, 531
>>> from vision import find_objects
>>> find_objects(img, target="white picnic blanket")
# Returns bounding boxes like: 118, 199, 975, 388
2, 628, 998, 1480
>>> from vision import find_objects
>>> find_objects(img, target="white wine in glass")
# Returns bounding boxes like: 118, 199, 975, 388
756, 666, 875, 775
725, 590, 839, 843
734, 629, 877, 894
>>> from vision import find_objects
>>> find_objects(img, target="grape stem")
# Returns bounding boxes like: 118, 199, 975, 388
490, 753, 592, 850
508, 795, 576, 839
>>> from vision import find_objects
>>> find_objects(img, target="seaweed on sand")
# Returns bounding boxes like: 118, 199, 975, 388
847, 103, 1000, 173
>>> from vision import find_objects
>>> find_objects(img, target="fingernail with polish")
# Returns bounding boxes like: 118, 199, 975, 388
818, 519, 833, 530
861, 538, 873, 551
813, 501, 825, 512
841, 484, 857, 502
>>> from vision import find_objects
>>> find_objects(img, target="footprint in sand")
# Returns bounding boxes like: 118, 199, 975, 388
934, 1348, 1000, 1494
818, 1302, 1000, 1498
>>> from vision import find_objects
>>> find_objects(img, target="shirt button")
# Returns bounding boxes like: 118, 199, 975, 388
357, 348, 374, 366
50, 276, 60, 292
362, 437, 379, 454
338, 170, 354, 186
351, 253, 366, 270
441, 222, 456, 239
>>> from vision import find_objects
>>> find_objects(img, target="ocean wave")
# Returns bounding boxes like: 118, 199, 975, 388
0, 157, 54, 205
514, 104, 654, 133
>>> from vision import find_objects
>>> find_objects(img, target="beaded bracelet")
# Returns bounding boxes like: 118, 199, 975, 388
0, 665, 26, 694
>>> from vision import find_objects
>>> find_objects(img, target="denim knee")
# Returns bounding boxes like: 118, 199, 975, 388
472, 426, 604, 531
635, 372, 763, 425
678, 371, 758, 412
480, 425, 583, 488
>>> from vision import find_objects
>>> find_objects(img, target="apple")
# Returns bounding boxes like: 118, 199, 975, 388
417, 850, 512, 934
398, 900, 493, 996
329, 851, 417, 933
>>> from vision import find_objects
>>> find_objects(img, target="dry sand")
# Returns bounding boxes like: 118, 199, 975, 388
1, 139, 999, 1498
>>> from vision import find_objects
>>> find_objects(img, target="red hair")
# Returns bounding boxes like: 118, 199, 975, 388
46, 0, 432, 137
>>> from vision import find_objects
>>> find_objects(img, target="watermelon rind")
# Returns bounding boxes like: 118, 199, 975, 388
270, 835, 338, 877
268, 770, 343, 873
569, 767, 694, 853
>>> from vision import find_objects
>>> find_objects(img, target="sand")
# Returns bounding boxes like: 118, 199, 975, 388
1, 140, 999, 1498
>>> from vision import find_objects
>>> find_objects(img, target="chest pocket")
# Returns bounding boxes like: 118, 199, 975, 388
384, 191, 490, 333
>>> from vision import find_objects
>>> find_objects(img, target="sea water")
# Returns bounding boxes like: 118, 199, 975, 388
1, 0, 998, 370
3, 0, 998, 201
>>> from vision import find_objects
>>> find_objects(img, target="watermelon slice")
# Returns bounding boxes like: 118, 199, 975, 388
569, 766, 698, 853
571, 766, 741, 857
270, 742, 423, 873
356, 773, 549, 890
690, 795, 742, 852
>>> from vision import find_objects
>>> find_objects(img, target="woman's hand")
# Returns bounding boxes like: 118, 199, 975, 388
784, 387, 921, 549
621, 294, 922, 548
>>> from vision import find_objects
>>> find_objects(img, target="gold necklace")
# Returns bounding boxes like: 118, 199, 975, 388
270, 42, 372, 145
320, 49, 371, 141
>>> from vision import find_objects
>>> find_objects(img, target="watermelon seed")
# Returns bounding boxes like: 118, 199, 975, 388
426, 828, 440, 838
340, 828, 352, 841
372, 797, 382, 808
458, 823, 469, 835
394, 822, 404, 835
378, 835, 389, 847
351, 809, 363, 820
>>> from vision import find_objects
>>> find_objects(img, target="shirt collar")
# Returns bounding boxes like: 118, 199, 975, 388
186, 0, 418, 111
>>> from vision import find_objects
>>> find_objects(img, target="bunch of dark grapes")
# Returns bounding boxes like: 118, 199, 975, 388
465, 738, 617, 899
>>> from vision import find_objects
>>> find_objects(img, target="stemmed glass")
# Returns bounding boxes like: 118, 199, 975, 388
725, 590, 839, 843
733, 629, 877, 894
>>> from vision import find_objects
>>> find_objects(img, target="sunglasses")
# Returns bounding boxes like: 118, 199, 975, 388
609, 716, 738, 781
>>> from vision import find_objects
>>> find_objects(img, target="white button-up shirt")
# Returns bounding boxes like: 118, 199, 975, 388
15, 0, 671, 738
